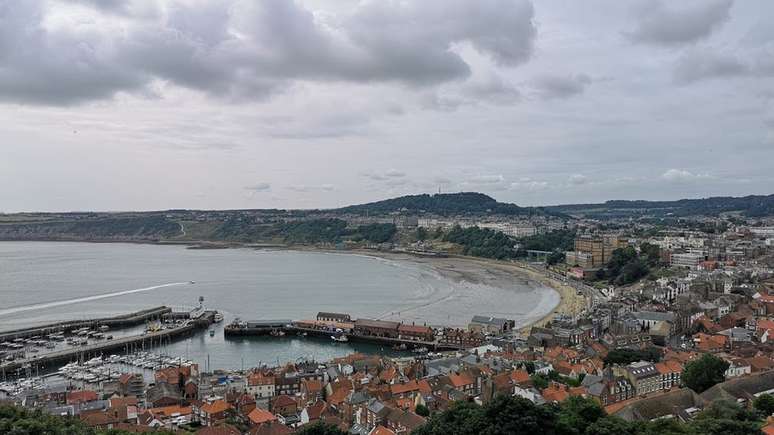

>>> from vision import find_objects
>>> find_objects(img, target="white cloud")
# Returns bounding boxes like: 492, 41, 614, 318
661, 169, 712, 182
467, 174, 505, 185
510, 178, 549, 191
569, 174, 588, 185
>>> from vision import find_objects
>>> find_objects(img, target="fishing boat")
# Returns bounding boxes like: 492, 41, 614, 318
331, 335, 349, 343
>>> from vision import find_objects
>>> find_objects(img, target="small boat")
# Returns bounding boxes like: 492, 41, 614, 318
213, 313, 224, 323
189, 281, 196, 284
209, 329, 215, 337
331, 335, 349, 343
392, 344, 407, 351
412, 346, 429, 354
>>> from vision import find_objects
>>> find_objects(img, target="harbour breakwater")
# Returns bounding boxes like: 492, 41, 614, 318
0, 308, 216, 374
0, 306, 172, 342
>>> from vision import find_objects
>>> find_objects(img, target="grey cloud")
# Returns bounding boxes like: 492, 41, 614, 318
344, 0, 535, 83
63, 0, 133, 14
262, 111, 371, 139
673, 50, 749, 84
462, 74, 521, 105
384, 169, 405, 178
0, 1, 148, 105
625, 0, 733, 46
245, 183, 271, 192
363, 169, 406, 182
419, 92, 467, 112
530, 74, 592, 99
433, 177, 453, 186
0, 0, 537, 105
287, 184, 335, 193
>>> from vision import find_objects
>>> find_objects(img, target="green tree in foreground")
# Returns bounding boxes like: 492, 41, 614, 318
297, 421, 348, 435
415, 404, 430, 417
690, 400, 762, 435
681, 353, 729, 393
754, 393, 774, 416
411, 394, 763, 435
0, 404, 179, 435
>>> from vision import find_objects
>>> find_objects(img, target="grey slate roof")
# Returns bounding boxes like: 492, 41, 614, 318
632, 311, 676, 322
470, 316, 508, 327
700, 370, 774, 402
613, 389, 705, 422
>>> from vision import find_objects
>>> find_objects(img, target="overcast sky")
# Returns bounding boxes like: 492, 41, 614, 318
2, 0, 773, 212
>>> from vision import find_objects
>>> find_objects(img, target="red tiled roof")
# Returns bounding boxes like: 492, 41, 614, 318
542, 384, 569, 403
390, 380, 420, 395
148, 405, 193, 418
370, 426, 397, 435
196, 424, 241, 435
304, 401, 327, 421
67, 390, 98, 404
201, 400, 232, 415
447, 373, 474, 389
247, 408, 277, 426
302, 379, 322, 393
272, 395, 297, 408
509, 370, 530, 385
248, 372, 274, 386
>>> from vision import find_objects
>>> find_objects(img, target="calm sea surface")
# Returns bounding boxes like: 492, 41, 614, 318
0, 242, 557, 369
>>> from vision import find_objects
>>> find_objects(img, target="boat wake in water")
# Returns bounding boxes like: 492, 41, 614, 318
0, 282, 189, 317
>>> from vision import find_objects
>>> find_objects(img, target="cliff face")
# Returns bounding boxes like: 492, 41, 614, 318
0, 216, 181, 241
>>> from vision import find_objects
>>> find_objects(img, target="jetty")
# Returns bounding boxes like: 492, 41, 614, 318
224, 316, 481, 352
0, 306, 172, 342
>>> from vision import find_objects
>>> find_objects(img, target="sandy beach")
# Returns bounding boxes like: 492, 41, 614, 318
319, 248, 587, 332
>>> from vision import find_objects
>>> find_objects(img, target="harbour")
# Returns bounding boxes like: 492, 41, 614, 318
0, 306, 219, 375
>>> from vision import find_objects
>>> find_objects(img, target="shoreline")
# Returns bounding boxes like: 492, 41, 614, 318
0, 239, 586, 333
287, 246, 586, 332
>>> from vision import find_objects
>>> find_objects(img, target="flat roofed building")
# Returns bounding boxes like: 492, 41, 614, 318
397, 324, 434, 342
468, 316, 514, 335
316, 312, 351, 323
354, 319, 400, 338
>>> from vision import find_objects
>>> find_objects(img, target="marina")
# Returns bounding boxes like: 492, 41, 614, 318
0, 306, 219, 375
